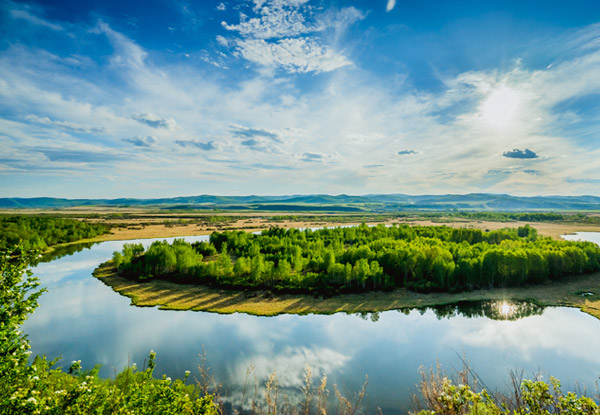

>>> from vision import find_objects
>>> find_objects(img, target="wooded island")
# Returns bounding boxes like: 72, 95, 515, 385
111, 224, 600, 294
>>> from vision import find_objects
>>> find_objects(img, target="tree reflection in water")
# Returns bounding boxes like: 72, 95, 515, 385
431, 300, 544, 321
36, 241, 99, 264
353, 301, 544, 322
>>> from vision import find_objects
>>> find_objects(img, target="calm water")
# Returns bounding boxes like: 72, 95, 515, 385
22, 233, 600, 414
562, 231, 600, 245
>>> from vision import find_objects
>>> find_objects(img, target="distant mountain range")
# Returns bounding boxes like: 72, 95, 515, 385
1, 194, 599, 212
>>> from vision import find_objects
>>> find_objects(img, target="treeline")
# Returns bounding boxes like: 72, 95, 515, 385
0, 215, 109, 251
446, 211, 565, 222
113, 224, 600, 294
444, 211, 600, 224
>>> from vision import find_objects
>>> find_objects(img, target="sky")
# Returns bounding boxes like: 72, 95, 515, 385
0, 0, 599, 198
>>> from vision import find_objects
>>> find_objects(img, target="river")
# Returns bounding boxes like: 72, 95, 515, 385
22, 232, 600, 414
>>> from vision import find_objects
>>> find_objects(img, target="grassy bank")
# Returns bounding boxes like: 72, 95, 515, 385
93, 261, 600, 319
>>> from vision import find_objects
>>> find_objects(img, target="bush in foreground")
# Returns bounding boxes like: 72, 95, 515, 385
413, 365, 599, 415
0, 246, 216, 415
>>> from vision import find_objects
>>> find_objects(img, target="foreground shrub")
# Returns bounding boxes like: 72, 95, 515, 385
0, 246, 217, 415
413, 365, 599, 415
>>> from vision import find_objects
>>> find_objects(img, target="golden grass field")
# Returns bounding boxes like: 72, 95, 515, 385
51, 215, 600, 244
6, 206, 600, 243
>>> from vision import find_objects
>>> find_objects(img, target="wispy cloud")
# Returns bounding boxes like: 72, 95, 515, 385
566, 178, 600, 184
175, 139, 218, 151
38, 148, 124, 164
10, 7, 64, 31
1, 3, 600, 197
234, 38, 351, 73
25, 115, 105, 134
230, 124, 282, 142
93, 21, 147, 69
239, 137, 282, 153
123, 135, 158, 147
300, 152, 324, 162
131, 113, 176, 129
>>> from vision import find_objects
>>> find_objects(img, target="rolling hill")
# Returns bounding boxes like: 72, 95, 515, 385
1, 194, 599, 212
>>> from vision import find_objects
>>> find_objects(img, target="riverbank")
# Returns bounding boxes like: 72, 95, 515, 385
93, 261, 600, 319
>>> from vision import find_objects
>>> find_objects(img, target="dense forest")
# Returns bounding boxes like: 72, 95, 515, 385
0, 215, 109, 251
112, 224, 600, 294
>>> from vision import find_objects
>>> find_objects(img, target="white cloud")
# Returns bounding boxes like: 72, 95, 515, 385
317, 6, 365, 33
299, 152, 336, 162
123, 135, 159, 147
199, 50, 229, 69
131, 113, 177, 129
10, 8, 64, 31
175, 139, 218, 151
221, 0, 360, 73
216, 35, 229, 47
235, 37, 351, 73
222, 0, 313, 39
230, 123, 283, 142
92, 21, 147, 70
25, 114, 105, 134
2, 13, 600, 196
386, 0, 396, 12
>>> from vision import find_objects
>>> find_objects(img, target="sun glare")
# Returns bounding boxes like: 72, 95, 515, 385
481, 86, 521, 128
498, 301, 516, 319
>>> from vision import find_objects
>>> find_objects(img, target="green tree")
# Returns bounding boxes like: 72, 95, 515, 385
0, 247, 45, 410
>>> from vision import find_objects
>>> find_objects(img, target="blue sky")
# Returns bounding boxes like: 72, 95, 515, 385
1, 0, 599, 198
